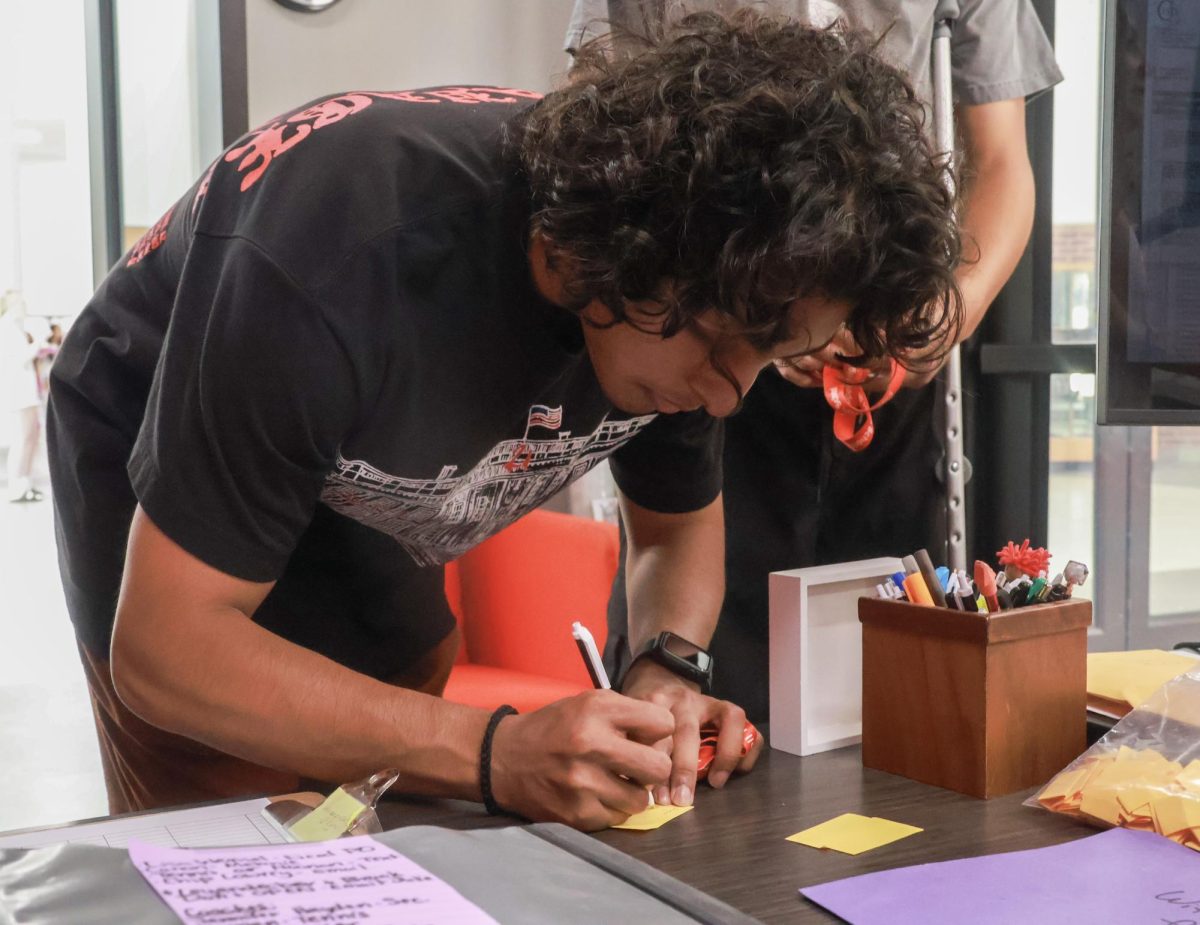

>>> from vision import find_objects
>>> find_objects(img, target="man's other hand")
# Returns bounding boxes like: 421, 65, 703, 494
620, 659, 762, 808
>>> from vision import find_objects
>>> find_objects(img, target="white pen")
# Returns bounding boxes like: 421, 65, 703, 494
571, 621, 611, 690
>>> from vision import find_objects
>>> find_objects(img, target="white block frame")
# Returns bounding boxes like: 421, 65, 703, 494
769, 557, 903, 757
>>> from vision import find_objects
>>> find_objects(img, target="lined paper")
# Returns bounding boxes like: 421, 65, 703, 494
131, 835, 498, 924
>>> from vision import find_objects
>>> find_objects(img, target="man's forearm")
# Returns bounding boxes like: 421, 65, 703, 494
113, 603, 490, 798
110, 506, 492, 798
620, 493, 725, 653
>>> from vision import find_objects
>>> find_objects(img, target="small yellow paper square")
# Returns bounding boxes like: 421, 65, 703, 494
1152, 794, 1200, 837
289, 787, 366, 842
1116, 786, 1161, 816
786, 813, 922, 856
1176, 760, 1200, 792
1039, 767, 1091, 807
1079, 787, 1125, 825
612, 803, 693, 831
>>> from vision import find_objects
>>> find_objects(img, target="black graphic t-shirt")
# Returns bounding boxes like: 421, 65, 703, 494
49, 87, 722, 677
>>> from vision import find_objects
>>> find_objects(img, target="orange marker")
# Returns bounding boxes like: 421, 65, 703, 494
903, 572, 934, 606
974, 560, 1000, 613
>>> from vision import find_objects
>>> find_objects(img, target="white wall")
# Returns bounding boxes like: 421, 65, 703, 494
1, 2, 93, 319
244, 0, 577, 127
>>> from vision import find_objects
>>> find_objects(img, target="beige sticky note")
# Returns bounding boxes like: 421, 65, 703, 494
786, 814, 922, 856
612, 803, 693, 831
289, 787, 366, 842
1087, 650, 1197, 708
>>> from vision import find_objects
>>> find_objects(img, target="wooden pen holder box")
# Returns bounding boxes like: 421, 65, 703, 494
858, 597, 1092, 799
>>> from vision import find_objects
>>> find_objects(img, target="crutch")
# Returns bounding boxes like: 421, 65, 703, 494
932, 0, 968, 573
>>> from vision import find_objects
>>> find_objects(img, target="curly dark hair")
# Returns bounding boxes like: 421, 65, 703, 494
509, 9, 962, 369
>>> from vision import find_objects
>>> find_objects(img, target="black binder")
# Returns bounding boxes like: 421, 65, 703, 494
0, 822, 762, 924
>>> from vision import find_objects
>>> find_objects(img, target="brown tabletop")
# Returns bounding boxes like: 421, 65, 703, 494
376, 743, 1098, 924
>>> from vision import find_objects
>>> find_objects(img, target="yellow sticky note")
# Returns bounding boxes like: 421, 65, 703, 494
289, 787, 367, 842
786, 813, 922, 856
612, 803, 693, 831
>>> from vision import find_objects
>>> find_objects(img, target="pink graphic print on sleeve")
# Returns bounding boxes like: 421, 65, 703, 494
126, 206, 175, 266
224, 87, 542, 192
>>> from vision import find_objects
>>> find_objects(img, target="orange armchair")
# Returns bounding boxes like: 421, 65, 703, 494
442, 509, 619, 714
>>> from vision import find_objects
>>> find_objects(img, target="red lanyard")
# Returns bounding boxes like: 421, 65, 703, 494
822, 359, 905, 452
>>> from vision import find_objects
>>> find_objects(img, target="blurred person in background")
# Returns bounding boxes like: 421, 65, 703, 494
1, 289, 44, 503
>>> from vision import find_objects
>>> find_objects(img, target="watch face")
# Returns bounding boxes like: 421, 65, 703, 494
662, 633, 709, 665
658, 632, 713, 674
633, 632, 713, 692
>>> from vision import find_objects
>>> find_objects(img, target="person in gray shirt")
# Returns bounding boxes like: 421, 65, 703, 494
568, 0, 1063, 724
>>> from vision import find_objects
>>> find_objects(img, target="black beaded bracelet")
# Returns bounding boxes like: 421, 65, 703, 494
479, 704, 518, 816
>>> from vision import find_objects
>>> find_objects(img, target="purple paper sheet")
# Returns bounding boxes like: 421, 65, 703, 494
801, 828, 1200, 925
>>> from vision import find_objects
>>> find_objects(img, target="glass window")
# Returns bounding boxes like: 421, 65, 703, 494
1051, 0, 1102, 345
1048, 373, 1096, 601
1048, 3, 1102, 613
1149, 428, 1200, 620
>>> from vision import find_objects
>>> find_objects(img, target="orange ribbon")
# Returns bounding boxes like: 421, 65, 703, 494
822, 358, 905, 452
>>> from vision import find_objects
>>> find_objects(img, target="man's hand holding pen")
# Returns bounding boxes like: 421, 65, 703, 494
488, 690, 675, 831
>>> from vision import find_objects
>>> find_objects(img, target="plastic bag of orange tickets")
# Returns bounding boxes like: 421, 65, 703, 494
1026, 667, 1200, 850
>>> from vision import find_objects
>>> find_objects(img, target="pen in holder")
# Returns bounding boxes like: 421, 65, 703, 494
264, 768, 401, 842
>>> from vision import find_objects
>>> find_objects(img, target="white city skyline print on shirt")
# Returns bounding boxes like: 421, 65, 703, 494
320, 405, 655, 565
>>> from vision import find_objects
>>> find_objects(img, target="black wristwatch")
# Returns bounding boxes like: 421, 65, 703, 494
627, 631, 714, 694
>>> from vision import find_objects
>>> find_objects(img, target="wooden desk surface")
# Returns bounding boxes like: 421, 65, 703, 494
376, 743, 1098, 924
